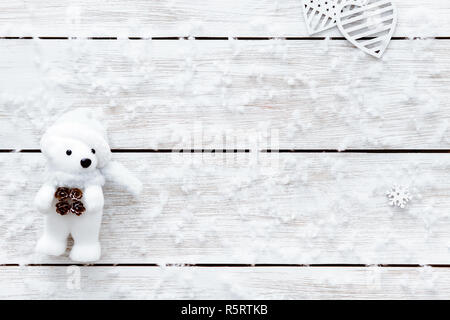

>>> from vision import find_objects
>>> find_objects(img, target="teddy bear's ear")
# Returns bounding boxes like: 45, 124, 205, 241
40, 133, 59, 158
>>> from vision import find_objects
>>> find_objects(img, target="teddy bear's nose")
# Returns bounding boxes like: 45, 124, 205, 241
80, 158, 92, 168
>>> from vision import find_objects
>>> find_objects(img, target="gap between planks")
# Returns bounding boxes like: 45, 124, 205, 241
2, 263, 450, 268
0, 37, 450, 40
1, 149, 450, 153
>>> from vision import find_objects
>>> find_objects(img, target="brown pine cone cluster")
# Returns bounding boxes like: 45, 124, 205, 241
54, 187, 86, 216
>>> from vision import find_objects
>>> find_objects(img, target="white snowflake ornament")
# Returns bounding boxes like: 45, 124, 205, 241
386, 185, 412, 209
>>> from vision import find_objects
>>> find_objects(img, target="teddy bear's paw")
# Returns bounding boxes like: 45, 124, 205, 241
35, 236, 67, 256
70, 243, 101, 262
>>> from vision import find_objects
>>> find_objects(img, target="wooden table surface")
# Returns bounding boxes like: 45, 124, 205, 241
1, 0, 450, 299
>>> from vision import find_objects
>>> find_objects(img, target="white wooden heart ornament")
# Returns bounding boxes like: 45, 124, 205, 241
336, 0, 397, 58
302, 0, 350, 35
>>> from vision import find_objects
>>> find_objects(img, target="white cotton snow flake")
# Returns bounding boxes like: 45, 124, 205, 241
386, 185, 412, 209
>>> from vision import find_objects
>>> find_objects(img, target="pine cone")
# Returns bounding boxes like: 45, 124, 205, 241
54, 187, 70, 201
56, 201, 71, 215
69, 188, 83, 200
70, 200, 86, 216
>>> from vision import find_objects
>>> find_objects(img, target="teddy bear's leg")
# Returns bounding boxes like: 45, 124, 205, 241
69, 211, 103, 262
36, 214, 70, 256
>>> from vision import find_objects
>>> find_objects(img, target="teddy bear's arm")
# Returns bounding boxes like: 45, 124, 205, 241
101, 161, 143, 197
34, 183, 55, 214
84, 185, 104, 213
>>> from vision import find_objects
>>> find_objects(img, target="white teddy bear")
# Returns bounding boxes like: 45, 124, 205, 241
34, 109, 142, 262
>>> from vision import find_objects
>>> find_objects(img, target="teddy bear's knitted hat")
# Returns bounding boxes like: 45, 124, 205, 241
41, 109, 112, 168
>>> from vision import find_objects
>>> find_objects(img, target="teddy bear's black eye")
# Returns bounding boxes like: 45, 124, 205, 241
91, 149, 96, 154
66, 150, 72, 156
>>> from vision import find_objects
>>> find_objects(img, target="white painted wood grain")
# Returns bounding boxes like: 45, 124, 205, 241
1, 39, 449, 149
2, 152, 450, 264
0, 266, 448, 299
0, 0, 448, 37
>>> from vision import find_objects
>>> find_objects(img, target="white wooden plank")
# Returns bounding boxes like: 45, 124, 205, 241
1, 39, 450, 150
0, 0, 449, 37
1, 266, 449, 299
2, 153, 450, 264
